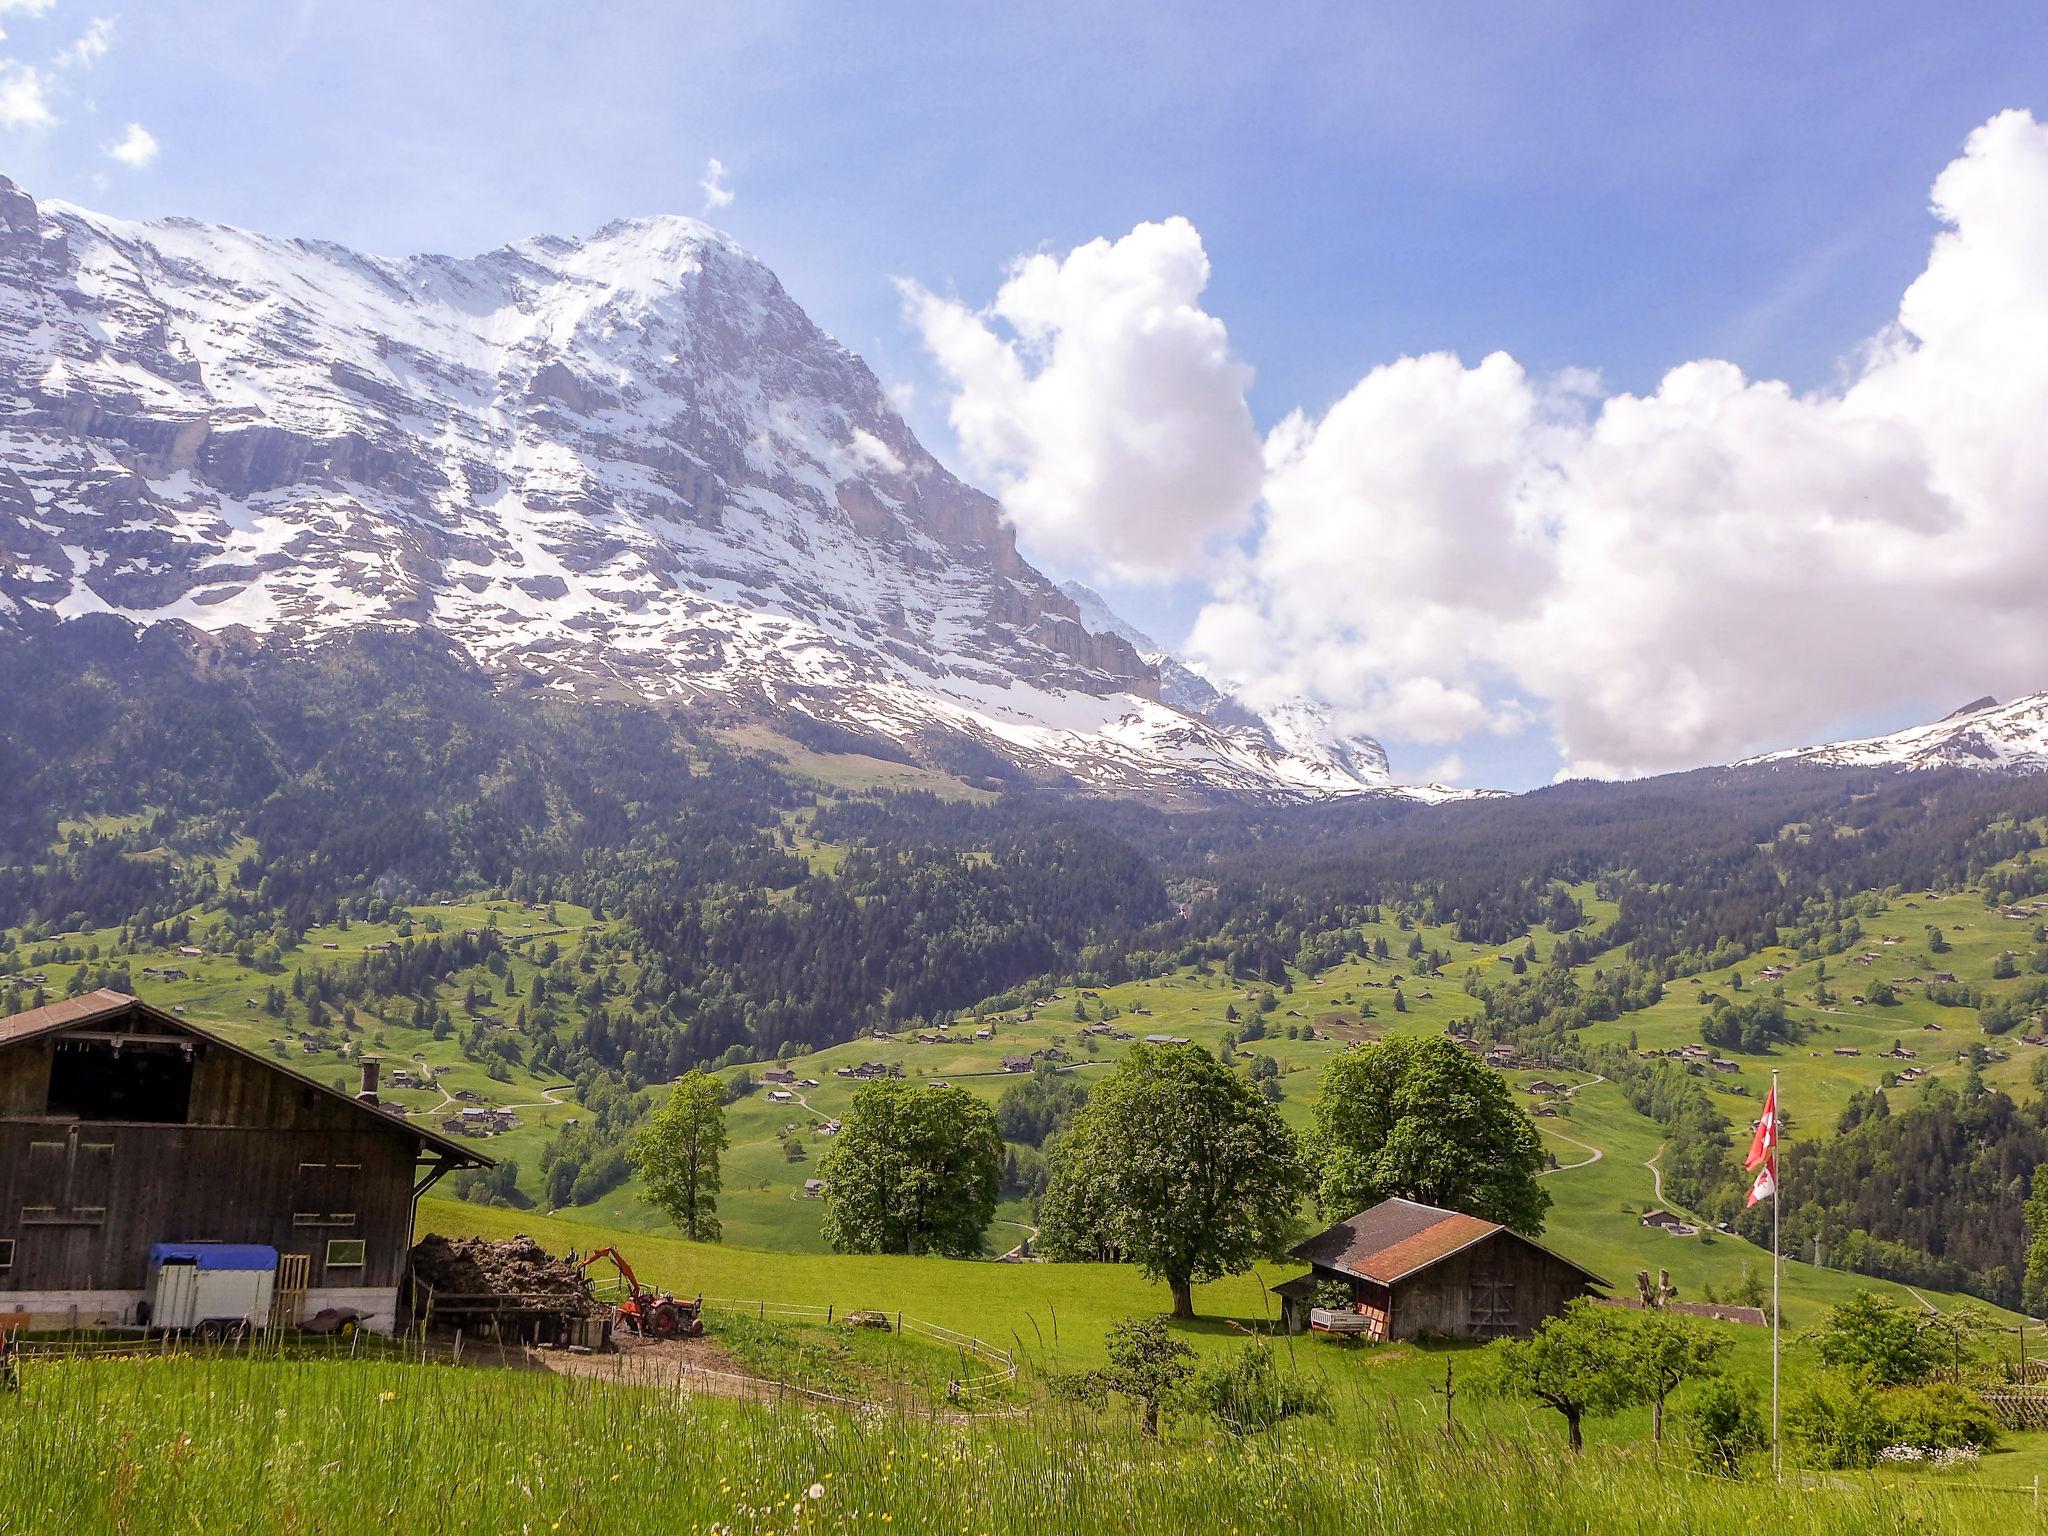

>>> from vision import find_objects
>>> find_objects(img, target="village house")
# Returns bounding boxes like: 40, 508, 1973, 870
1142, 1034, 1191, 1047
1000, 1055, 1033, 1073
761, 1067, 797, 1085
0, 991, 486, 1334
1832, 1047, 1861, 1057
1639, 1208, 1698, 1236
1276, 1198, 1604, 1341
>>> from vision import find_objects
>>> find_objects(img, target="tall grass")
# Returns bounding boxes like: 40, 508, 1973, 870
0, 1354, 2023, 1534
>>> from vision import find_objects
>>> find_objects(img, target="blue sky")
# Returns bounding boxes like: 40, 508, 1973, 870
5, 2, 2048, 787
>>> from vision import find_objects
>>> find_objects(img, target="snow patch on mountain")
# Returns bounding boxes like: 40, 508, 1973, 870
1740, 693, 2048, 776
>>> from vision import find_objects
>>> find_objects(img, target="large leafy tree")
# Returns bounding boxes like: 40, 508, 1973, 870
628, 1070, 729, 1241
818, 1080, 1001, 1257
1037, 1044, 1303, 1318
1309, 1034, 1550, 1232
1482, 1298, 1643, 1453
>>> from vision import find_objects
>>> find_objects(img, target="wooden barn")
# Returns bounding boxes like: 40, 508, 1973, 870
0, 990, 488, 1334
1276, 1197, 1605, 1341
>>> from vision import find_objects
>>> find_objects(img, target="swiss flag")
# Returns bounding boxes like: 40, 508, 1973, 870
1747, 1158, 1777, 1207
1746, 1084, 1778, 1171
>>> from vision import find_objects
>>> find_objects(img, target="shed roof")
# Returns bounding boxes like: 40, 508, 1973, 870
1289, 1197, 1606, 1288
0, 989, 489, 1167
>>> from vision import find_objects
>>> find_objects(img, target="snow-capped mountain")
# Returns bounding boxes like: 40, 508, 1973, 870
1740, 694, 2048, 776
0, 176, 1450, 802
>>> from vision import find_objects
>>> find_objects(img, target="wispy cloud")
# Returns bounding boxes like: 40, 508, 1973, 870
0, 59, 55, 129
57, 16, 116, 70
700, 156, 734, 212
105, 119, 155, 166
0, 0, 58, 17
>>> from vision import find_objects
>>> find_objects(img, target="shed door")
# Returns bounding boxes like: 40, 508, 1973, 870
1467, 1261, 1518, 1339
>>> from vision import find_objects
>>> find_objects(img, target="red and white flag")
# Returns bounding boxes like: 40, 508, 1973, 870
1747, 1157, 1777, 1207
1745, 1085, 1778, 1170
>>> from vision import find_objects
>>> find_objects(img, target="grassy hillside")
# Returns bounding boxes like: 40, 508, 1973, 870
8, 865, 2045, 1319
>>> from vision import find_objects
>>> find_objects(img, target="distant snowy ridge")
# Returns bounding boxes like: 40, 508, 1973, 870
1739, 693, 2048, 776
0, 176, 1467, 802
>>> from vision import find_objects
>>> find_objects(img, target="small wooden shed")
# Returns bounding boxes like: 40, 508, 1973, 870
1277, 1197, 1605, 1341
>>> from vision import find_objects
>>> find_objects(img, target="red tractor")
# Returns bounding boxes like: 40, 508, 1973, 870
575, 1247, 703, 1339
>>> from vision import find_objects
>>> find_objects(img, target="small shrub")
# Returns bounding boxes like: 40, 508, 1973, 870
1679, 1377, 1767, 1477
1785, 1372, 1892, 1469
1879, 1382, 1999, 1452
1186, 1340, 1331, 1435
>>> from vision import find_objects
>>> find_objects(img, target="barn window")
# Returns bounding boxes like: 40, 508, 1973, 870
18, 1138, 109, 1227
324, 1239, 366, 1270
0, 1238, 14, 1270
292, 1161, 360, 1227
46, 1039, 192, 1123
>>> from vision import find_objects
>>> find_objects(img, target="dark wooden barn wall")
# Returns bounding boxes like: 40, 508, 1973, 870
0, 1024, 427, 1295
1387, 1234, 1593, 1340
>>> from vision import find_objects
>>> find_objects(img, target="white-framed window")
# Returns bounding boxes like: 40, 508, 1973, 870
324, 1239, 366, 1270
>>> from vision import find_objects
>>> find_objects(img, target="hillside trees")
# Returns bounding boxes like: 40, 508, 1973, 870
994, 1060, 1089, 1147
1741, 1081, 2047, 1308
629, 1071, 728, 1242
1309, 1035, 1550, 1232
1037, 1044, 1303, 1318
818, 1080, 1001, 1258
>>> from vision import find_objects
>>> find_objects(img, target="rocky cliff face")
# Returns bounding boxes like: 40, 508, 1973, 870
0, 178, 1433, 799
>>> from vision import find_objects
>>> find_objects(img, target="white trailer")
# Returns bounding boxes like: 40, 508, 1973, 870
146, 1243, 278, 1334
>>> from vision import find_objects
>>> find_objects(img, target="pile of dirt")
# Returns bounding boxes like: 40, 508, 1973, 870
408, 1234, 600, 1318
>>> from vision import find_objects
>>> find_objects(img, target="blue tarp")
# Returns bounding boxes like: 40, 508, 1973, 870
147, 1242, 278, 1272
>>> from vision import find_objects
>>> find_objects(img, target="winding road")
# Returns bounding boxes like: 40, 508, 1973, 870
1536, 1071, 1607, 1175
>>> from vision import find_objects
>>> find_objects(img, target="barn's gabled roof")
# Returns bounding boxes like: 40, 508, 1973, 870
1289, 1196, 1606, 1288
0, 989, 490, 1166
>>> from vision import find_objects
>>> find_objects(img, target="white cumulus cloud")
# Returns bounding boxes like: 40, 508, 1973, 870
105, 120, 156, 167
700, 157, 734, 212
900, 216, 1265, 582
0, 0, 56, 16
908, 111, 2048, 779
0, 59, 54, 129
57, 16, 115, 69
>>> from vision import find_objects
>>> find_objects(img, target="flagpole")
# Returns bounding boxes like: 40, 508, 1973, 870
1771, 1067, 1781, 1479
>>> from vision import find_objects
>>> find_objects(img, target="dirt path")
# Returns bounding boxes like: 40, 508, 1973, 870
405, 1082, 573, 1123
1536, 1072, 1607, 1175
1646, 1147, 1668, 1204
1539, 1130, 1603, 1174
